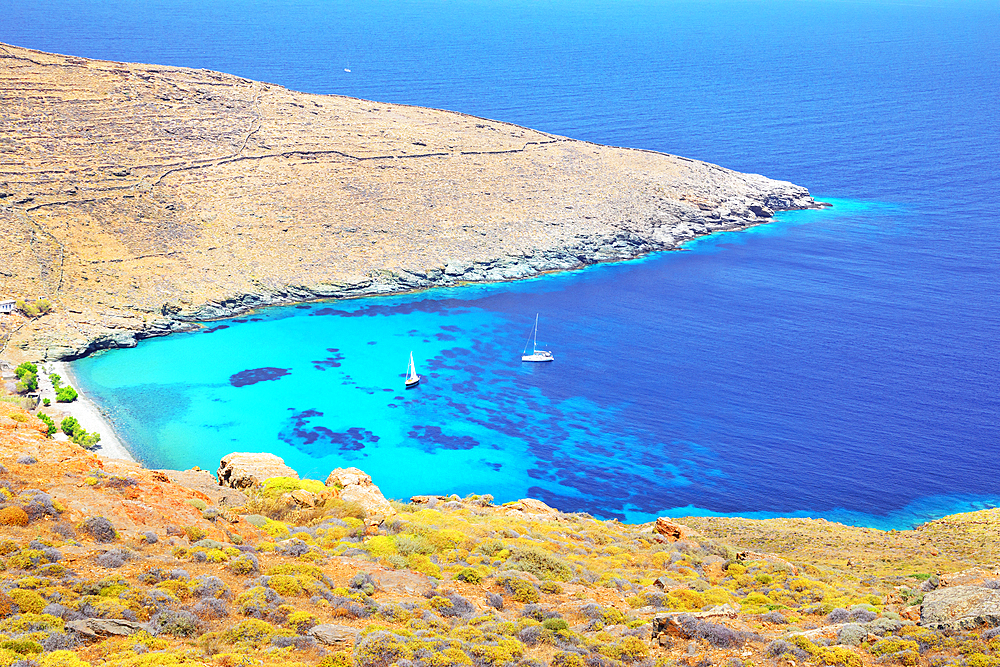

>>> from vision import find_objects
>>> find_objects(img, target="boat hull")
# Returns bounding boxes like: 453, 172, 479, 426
405, 377, 421, 388
521, 353, 554, 362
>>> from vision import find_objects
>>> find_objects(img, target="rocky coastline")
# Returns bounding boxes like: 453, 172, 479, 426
25, 195, 826, 362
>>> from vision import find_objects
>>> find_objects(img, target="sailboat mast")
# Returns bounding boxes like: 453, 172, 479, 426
533, 313, 539, 351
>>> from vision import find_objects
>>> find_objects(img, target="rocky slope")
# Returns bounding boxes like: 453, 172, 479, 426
0, 43, 822, 361
1, 395, 999, 667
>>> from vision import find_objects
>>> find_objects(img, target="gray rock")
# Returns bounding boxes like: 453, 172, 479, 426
308, 624, 361, 646
372, 570, 437, 596
921, 585, 1000, 629
67, 618, 145, 638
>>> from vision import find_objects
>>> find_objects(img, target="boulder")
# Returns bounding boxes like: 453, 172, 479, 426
67, 618, 145, 638
654, 517, 690, 541
340, 483, 395, 522
289, 489, 318, 508
325, 467, 395, 523
920, 585, 1000, 629
217, 452, 298, 489
308, 624, 360, 646
326, 467, 372, 488
502, 498, 560, 519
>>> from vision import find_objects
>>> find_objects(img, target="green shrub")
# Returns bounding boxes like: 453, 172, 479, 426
542, 618, 569, 632
10, 589, 46, 614
503, 546, 573, 581
55, 386, 78, 403
0, 638, 43, 655
262, 477, 327, 497
185, 526, 207, 542
354, 631, 414, 667
15, 362, 38, 378
268, 574, 303, 597
551, 652, 586, 667
395, 534, 435, 556
49, 373, 62, 389
477, 539, 506, 557
36, 413, 56, 437
15, 371, 38, 393
287, 610, 318, 634
74, 430, 101, 450
454, 568, 483, 584
42, 398, 51, 407
223, 619, 290, 647
16, 300, 51, 318
498, 575, 539, 603
60, 416, 79, 436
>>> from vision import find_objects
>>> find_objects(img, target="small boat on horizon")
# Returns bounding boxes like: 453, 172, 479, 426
405, 351, 421, 388
521, 313, 554, 362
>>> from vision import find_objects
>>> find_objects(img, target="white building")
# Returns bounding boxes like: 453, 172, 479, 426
0, 299, 15, 314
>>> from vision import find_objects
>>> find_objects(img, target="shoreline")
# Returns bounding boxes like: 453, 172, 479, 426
45, 361, 136, 463
35, 203, 832, 364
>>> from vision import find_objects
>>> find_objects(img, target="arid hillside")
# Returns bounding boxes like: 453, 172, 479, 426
0, 396, 999, 667
0, 43, 820, 360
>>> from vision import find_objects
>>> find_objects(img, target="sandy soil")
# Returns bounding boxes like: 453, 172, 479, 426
41, 361, 135, 462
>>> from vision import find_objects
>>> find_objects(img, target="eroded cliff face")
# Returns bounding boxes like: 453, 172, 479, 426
0, 43, 819, 360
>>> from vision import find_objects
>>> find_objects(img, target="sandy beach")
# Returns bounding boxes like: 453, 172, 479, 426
42, 361, 136, 462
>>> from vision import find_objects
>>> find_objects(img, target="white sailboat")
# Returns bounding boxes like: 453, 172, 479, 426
521, 314, 554, 362
405, 351, 421, 388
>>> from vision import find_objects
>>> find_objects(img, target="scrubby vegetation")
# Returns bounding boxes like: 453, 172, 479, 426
15, 299, 52, 318
14, 362, 38, 394
0, 397, 998, 667
58, 416, 101, 450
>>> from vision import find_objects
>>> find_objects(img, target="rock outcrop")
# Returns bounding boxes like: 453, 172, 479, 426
326, 466, 396, 525
0, 43, 824, 363
309, 624, 361, 646
920, 585, 1000, 629
217, 452, 299, 489
502, 498, 561, 520
654, 517, 691, 541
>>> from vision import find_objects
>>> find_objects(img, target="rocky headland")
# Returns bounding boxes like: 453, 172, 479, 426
0, 43, 824, 361
0, 397, 998, 667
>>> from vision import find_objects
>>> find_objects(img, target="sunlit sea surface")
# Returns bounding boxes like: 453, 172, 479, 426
6, 0, 998, 528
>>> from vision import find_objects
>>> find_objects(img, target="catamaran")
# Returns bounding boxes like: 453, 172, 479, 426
405, 351, 421, 388
521, 314, 554, 362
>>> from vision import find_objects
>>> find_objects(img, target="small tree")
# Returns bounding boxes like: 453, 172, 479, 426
60, 416, 80, 437
15, 371, 38, 394
49, 373, 62, 389
56, 386, 78, 403
14, 362, 37, 379
76, 431, 101, 450
36, 413, 56, 437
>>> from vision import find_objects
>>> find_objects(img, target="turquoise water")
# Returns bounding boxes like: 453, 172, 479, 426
73, 200, 1000, 529
8, 0, 998, 528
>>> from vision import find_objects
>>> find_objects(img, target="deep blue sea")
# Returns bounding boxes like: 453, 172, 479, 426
5, 0, 998, 529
